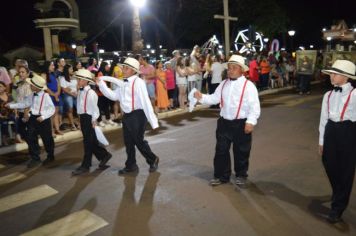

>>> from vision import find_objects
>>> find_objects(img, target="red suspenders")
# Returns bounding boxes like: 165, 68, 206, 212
220, 79, 248, 119
327, 88, 355, 121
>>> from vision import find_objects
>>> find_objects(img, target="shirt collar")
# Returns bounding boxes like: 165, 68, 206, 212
340, 82, 352, 93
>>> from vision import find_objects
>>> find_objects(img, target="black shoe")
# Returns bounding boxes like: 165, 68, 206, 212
27, 159, 41, 168
118, 165, 139, 175
99, 153, 112, 168
209, 178, 229, 186
42, 157, 55, 165
149, 157, 159, 173
327, 211, 342, 224
72, 166, 89, 176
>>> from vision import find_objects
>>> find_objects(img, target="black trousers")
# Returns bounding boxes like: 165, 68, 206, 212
17, 112, 28, 139
27, 115, 54, 161
80, 114, 110, 168
98, 96, 111, 121
322, 120, 356, 215
214, 117, 252, 181
122, 109, 157, 168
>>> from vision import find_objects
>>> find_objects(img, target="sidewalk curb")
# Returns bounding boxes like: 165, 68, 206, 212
0, 81, 321, 156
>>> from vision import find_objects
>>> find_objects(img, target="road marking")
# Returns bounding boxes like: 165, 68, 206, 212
21, 209, 108, 236
0, 172, 26, 186
0, 185, 58, 213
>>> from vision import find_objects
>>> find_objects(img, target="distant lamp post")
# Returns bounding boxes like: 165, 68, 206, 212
71, 44, 77, 49
130, 0, 146, 53
263, 38, 269, 43
288, 30, 296, 52
310, 45, 314, 49
71, 44, 77, 59
322, 28, 327, 32
99, 49, 105, 53
146, 44, 151, 49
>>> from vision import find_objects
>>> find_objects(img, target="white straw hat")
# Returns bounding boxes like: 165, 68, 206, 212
26, 73, 47, 90
73, 69, 95, 82
227, 55, 249, 72
322, 60, 356, 80
121, 57, 140, 74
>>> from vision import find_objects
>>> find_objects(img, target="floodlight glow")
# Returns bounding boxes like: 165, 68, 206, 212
159, 45, 162, 49
310, 45, 314, 49
326, 36, 332, 41
146, 44, 151, 49
322, 28, 327, 32
71, 44, 77, 49
99, 49, 105, 53
150, 49, 155, 54
130, 0, 146, 8
263, 38, 269, 43
288, 30, 296, 36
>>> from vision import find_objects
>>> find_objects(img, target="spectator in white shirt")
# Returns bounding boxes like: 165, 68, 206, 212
61, 64, 79, 130
194, 55, 261, 187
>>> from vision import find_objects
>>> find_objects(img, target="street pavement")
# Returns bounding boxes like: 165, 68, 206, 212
1, 83, 355, 236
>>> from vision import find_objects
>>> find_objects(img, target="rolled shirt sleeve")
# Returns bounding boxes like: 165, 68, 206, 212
246, 83, 261, 126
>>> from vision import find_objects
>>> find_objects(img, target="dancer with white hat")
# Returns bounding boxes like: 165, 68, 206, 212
96, 57, 159, 175
194, 55, 261, 187
319, 59, 356, 223
72, 69, 112, 175
6, 73, 55, 168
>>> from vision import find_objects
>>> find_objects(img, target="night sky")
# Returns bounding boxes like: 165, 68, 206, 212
0, 0, 355, 54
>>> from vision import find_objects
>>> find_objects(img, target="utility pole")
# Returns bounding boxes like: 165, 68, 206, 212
214, 0, 238, 56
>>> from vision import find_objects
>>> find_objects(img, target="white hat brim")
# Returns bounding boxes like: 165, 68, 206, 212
25, 78, 47, 90
73, 74, 95, 83
321, 69, 356, 80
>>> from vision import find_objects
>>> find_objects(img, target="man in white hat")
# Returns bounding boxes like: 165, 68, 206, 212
194, 55, 261, 187
6, 73, 55, 168
319, 59, 356, 223
96, 57, 160, 174
72, 69, 112, 175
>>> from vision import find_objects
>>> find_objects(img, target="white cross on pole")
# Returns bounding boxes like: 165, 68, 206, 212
214, 0, 238, 56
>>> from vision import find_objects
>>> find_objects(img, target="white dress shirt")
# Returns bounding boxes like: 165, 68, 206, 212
199, 76, 261, 125
319, 82, 356, 145
98, 75, 159, 129
9, 90, 55, 120
76, 85, 100, 122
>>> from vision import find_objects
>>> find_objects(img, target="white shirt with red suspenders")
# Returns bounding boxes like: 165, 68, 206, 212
199, 76, 261, 125
77, 85, 100, 122
9, 90, 55, 120
98, 75, 159, 129
319, 82, 356, 145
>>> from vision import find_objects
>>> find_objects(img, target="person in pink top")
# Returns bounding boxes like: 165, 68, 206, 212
164, 61, 176, 109
249, 55, 259, 85
87, 58, 98, 72
0, 67, 11, 93
138, 55, 156, 109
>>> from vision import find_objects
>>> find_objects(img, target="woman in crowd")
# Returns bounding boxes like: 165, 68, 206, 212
203, 54, 213, 94
175, 56, 188, 109
0, 67, 12, 93
43, 60, 63, 136
186, 56, 197, 95
74, 60, 83, 72
13, 65, 32, 143
87, 58, 98, 72
97, 61, 115, 126
155, 61, 170, 112
109, 56, 123, 122
165, 61, 176, 109
60, 64, 79, 131
0, 81, 14, 146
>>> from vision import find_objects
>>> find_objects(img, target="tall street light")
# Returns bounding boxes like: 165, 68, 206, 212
130, 0, 146, 53
288, 30, 296, 52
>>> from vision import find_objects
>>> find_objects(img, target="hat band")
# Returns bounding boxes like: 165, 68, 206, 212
330, 67, 355, 77
123, 62, 138, 71
31, 78, 44, 88
75, 74, 92, 80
